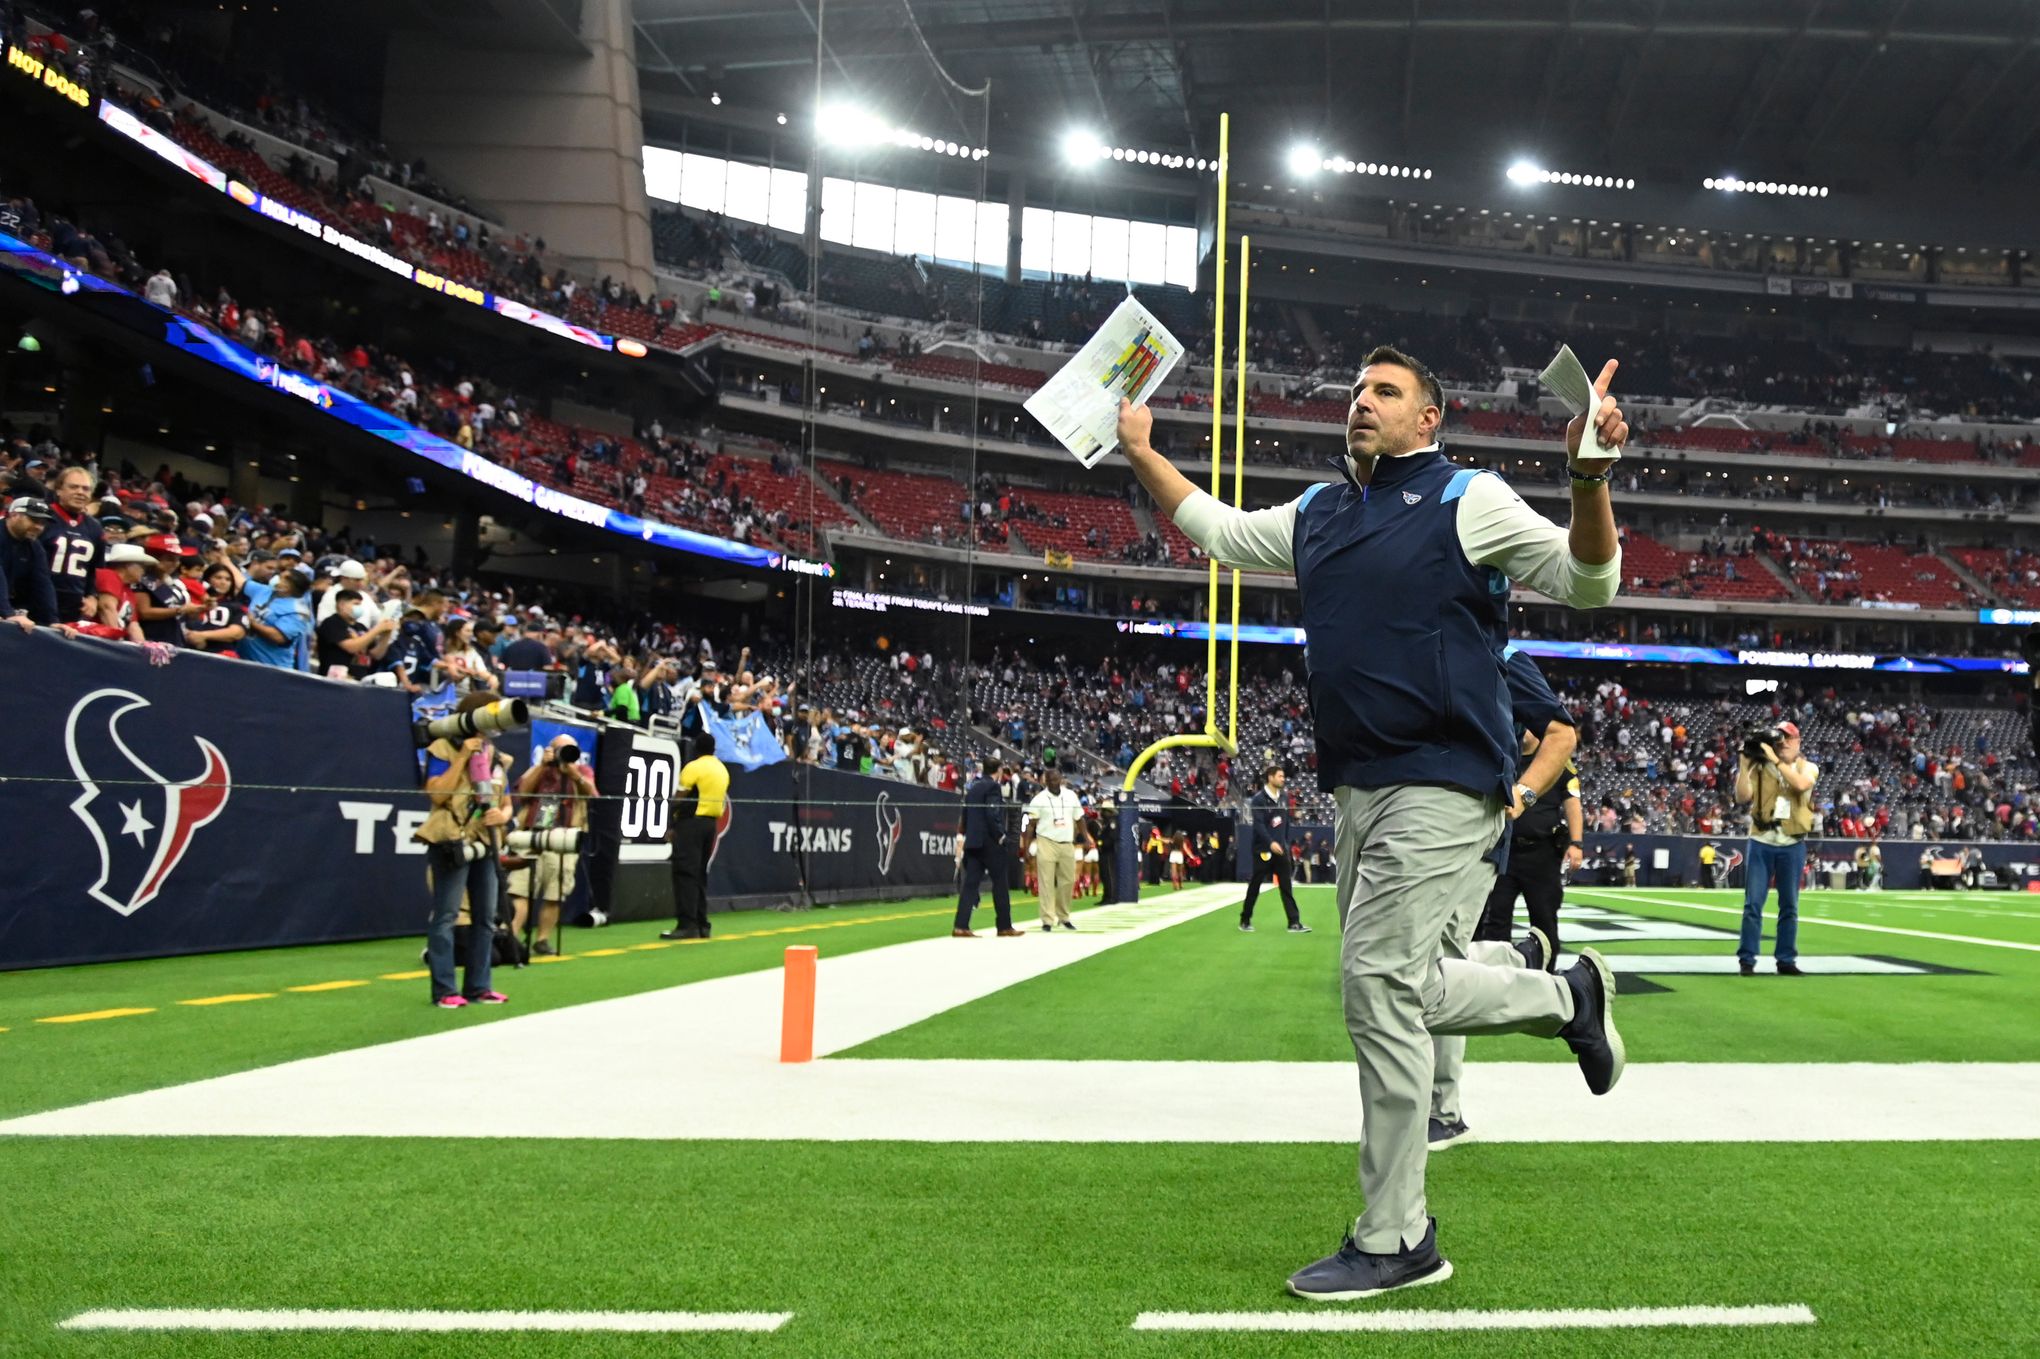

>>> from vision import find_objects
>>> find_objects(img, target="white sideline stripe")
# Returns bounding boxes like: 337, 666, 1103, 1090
1574, 890, 2040, 952
8, 885, 2035, 1144
58, 1309, 791, 1333
9, 1059, 2036, 1142
1851, 899, 2040, 922
0, 886, 1244, 1140
1131, 1303, 1818, 1333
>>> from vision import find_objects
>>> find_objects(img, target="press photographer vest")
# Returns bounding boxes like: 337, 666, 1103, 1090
413, 737, 494, 846
1749, 761, 1816, 839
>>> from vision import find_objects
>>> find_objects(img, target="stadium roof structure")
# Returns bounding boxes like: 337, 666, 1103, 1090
629, 0, 2040, 186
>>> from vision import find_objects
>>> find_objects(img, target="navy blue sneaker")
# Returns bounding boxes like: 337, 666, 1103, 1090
1513, 925, 1554, 973
1558, 947, 1625, 1095
1427, 1116, 1474, 1149
1287, 1217, 1452, 1301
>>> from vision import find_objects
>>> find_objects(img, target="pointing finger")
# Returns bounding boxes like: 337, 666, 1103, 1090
1593, 358, 1619, 398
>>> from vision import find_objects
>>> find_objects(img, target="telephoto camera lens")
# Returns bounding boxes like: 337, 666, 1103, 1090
423, 698, 531, 743
506, 828, 585, 855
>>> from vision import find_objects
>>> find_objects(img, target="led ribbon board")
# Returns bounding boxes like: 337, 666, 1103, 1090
0, 230, 779, 572
94, 101, 627, 355
1123, 618, 2028, 674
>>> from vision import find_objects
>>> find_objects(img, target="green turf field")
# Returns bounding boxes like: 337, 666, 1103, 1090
3, 1138, 2033, 1358
0, 889, 1109, 1119
846, 886, 2040, 1064
3, 883, 2035, 1357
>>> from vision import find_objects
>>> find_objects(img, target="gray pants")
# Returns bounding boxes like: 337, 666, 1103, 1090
1334, 784, 1575, 1253
1432, 871, 1530, 1124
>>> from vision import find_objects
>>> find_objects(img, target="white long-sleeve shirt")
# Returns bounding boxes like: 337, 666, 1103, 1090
1171, 447, 1620, 609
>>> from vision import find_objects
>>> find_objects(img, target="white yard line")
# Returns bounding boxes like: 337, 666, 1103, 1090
1830, 898, 2040, 922
6, 1051, 2035, 1142
7, 881, 2037, 1144
1574, 890, 2040, 952
58, 1309, 789, 1333
1131, 1303, 1818, 1333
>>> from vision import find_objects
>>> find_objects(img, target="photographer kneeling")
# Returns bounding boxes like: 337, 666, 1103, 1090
506, 734, 594, 957
1733, 720, 1819, 977
415, 692, 517, 1008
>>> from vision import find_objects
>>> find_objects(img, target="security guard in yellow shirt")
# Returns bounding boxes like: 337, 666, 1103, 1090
663, 731, 730, 940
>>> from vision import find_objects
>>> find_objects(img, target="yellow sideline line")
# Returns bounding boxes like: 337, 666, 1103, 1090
37, 1008, 154, 1025
16, 905, 978, 1028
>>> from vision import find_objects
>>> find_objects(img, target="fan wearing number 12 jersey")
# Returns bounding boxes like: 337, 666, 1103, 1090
40, 499, 105, 623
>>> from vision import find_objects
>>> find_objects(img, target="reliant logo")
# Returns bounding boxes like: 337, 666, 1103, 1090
252, 359, 334, 410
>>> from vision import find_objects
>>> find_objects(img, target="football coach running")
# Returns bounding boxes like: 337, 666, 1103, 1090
1116, 345, 1628, 1301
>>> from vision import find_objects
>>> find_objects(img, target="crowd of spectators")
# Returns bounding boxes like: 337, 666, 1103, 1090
1, 168, 854, 557
1556, 678, 2040, 843
10, 420, 2033, 842
11, 151, 2038, 632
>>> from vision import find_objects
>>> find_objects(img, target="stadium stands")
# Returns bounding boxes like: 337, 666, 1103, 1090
1773, 537, 1980, 609
7, 9, 2038, 863
1616, 531, 1793, 603
1950, 547, 2040, 607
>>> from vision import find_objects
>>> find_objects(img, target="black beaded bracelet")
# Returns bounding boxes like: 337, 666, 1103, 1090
1567, 468, 1612, 484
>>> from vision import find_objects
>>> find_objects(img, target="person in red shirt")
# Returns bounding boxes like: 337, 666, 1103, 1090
84, 543, 151, 642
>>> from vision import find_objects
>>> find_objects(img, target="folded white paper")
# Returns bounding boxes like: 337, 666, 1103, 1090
1024, 295, 1186, 468
1539, 344, 1619, 463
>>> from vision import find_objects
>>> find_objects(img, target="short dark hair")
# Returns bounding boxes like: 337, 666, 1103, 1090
693, 731, 717, 758
1358, 345, 1445, 424
334, 588, 362, 604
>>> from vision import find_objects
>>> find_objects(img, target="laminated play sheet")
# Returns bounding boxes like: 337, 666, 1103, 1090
1538, 343, 1622, 463
1023, 294, 1186, 467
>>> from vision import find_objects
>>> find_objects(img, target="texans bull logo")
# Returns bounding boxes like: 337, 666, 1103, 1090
65, 689, 231, 916
708, 799, 735, 868
875, 790, 902, 876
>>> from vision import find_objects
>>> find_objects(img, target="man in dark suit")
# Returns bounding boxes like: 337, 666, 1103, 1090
1241, 766, 1308, 932
954, 760, 1021, 937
